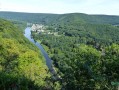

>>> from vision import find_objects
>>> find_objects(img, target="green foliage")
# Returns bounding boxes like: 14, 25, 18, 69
1, 11, 119, 89
0, 19, 52, 89
11, 20, 26, 32
1, 11, 119, 25
32, 25, 119, 89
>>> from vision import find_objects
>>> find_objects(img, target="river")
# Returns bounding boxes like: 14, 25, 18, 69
24, 27, 56, 75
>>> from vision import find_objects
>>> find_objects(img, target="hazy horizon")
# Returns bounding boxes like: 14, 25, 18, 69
0, 0, 119, 15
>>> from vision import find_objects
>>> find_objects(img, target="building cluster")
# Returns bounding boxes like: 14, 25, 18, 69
31, 24, 59, 35
31, 24, 45, 33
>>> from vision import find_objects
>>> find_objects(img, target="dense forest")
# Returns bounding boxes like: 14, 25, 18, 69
0, 11, 119, 90
32, 22, 119, 89
31, 13, 119, 89
0, 19, 61, 90
1, 11, 119, 25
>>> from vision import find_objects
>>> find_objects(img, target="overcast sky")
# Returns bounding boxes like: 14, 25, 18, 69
0, 0, 119, 15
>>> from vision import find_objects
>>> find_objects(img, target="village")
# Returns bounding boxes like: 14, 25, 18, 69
30, 24, 59, 36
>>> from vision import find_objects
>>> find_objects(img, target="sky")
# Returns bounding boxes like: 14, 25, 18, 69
0, 0, 119, 15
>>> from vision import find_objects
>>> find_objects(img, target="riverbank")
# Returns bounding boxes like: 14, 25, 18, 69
24, 27, 61, 80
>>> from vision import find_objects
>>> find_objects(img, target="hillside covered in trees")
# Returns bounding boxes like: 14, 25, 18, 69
0, 11, 119, 90
30, 12, 119, 89
0, 19, 55, 89
32, 23, 119, 89
1, 11, 119, 25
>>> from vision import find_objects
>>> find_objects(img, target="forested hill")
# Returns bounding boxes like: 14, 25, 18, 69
0, 11, 119, 25
0, 19, 53, 89
0, 11, 59, 24
1, 11, 119, 89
